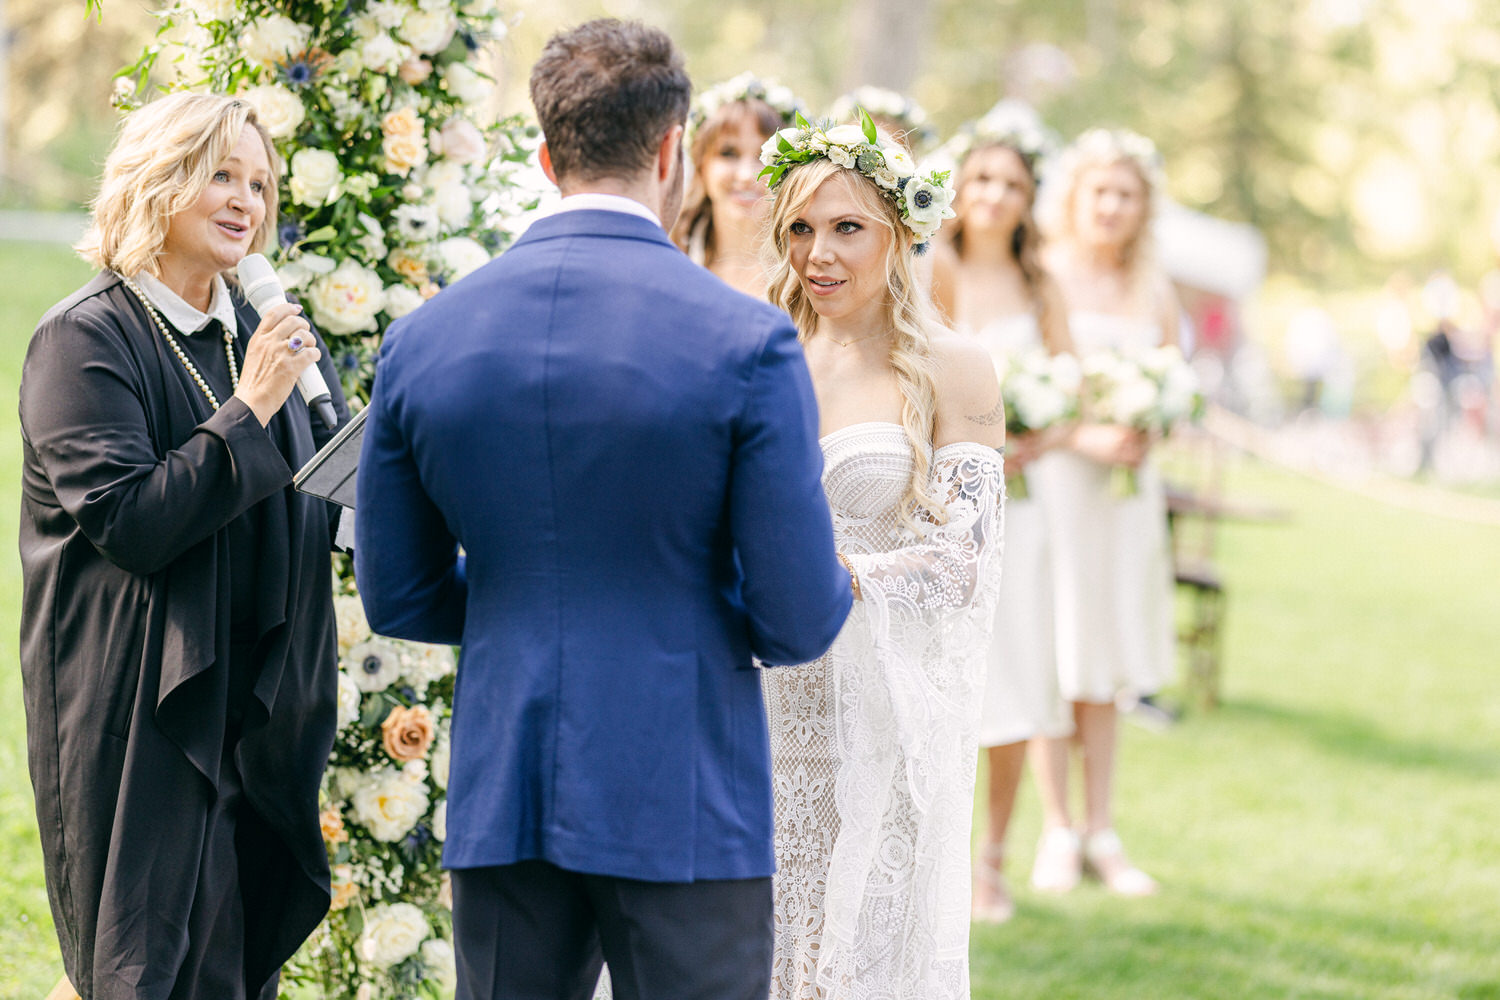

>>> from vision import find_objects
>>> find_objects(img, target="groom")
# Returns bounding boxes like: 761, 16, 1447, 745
354, 18, 852, 1000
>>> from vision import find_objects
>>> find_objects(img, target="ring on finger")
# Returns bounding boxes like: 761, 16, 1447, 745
288, 335, 305, 354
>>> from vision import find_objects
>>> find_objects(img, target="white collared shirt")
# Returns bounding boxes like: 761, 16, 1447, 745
133, 271, 239, 336
548, 192, 662, 229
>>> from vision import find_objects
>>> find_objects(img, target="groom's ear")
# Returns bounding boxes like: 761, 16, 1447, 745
538, 140, 559, 186
657, 124, 684, 182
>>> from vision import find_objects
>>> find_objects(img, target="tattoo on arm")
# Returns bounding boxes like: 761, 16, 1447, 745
966, 398, 1006, 426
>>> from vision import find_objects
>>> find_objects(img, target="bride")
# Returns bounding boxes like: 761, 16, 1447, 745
758, 116, 1006, 999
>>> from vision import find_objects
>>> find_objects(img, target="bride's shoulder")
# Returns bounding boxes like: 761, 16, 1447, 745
928, 329, 1004, 449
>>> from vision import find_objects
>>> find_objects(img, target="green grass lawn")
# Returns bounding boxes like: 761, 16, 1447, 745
2, 241, 1498, 999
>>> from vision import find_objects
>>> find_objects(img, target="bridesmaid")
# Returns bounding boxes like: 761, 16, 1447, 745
671, 73, 801, 297
1028, 127, 1180, 897
932, 109, 1072, 923
829, 86, 935, 155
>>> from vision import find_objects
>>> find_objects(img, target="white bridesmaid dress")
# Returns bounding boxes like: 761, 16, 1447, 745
969, 314, 1071, 745
1048, 311, 1177, 703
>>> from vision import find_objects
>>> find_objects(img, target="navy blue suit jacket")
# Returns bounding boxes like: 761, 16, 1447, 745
355, 207, 851, 882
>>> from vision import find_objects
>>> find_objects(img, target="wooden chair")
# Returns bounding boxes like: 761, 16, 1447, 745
1160, 425, 1229, 709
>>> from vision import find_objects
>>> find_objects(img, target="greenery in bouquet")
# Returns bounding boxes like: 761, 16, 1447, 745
1081, 344, 1203, 496
283, 588, 460, 998
994, 348, 1081, 498
117, 0, 544, 404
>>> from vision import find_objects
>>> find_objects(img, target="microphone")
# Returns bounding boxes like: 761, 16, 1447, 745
236, 253, 339, 430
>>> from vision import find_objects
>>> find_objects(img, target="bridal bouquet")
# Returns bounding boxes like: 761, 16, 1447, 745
281, 590, 459, 999
994, 348, 1082, 498
118, 0, 543, 403
1082, 345, 1203, 496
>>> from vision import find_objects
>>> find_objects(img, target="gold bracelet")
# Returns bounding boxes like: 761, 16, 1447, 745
837, 552, 862, 602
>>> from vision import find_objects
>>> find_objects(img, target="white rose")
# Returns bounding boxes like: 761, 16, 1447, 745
430, 730, 450, 789
434, 117, 486, 165
403, 642, 455, 693
421, 938, 457, 990
1110, 375, 1158, 426
761, 128, 800, 166
358, 902, 429, 967
432, 798, 447, 841
362, 32, 408, 74
366, 0, 407, 29
242, 84, 305, 140
350, 768, 431, 841
439, 236, 491, 281
443, 62, 492, 106
288, 148, 341, 207
884, 146, 918, 177
307, 259, 386, 336
433, 182, 474, 229
394, 202, 441, 243
241, 15, 310, 68
334, 593, 370, 654
825, 124, 867, 147
345, 638, 403, 692
336, 671, 362, 730
402, 8, 457, 54
384, 283, 426, 319
827, 146, 855, 169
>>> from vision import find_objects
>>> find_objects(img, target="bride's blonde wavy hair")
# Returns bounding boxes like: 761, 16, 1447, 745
764, 158, 948, 525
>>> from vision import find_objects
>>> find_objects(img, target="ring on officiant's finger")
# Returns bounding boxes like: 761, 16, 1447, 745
288, 335, 305, 354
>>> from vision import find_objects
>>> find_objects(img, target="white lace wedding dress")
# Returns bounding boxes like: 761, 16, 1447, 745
762, 422, 1005, 1000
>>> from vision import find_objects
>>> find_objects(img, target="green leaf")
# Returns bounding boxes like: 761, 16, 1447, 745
303, 225, 339, 244
795, 111, 811, 129
777, 133, 794, 154
859, 107, 878, 145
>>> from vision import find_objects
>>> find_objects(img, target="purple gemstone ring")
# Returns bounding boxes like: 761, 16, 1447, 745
288, 335, 305, 354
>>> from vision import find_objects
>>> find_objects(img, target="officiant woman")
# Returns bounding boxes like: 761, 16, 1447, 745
19, 92, 349, 1000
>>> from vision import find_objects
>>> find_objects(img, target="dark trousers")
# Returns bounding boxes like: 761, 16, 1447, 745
451, 860, 773, 1000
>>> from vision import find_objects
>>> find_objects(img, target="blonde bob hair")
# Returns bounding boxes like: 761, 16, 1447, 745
764, 157, 947, 523
1037, 127, 1161, 290
77, 92, 280, 278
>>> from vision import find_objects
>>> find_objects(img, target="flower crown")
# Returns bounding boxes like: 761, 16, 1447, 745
942, 99, 1056, 176
758, 109, 956, 246
1067, 127, 1165, 190
689, 72, 803, 141
828, 86, 936, 150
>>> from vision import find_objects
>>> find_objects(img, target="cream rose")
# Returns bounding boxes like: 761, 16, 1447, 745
398, 56, 434, 84
388, 247, 430, 285
358, 902, 429, 967
432, 798, 447, 842
439, 236, 491, 282
241, 15, 310, 68
402, 8, 457, 54
383, 283, 425, 319
433, 182, 473, 229
430, 730, 450, 790
361, 32, 408, 74
288, 148, 341, 207
350, 768, 430, 841
307, 259, 386, 336
381, 704, 436, 763
434, 117, 486, 165
443, 62, 492, 106
334, 593, 370, 654
383, 133, 430, 176
336, 670, 362, 730
242, 84, 304, 140
825, 124, 868, 147
421, 938, 457, 989
382, 106, 424, 139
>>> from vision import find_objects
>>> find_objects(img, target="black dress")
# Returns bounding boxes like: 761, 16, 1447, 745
18, 272, 350, 1000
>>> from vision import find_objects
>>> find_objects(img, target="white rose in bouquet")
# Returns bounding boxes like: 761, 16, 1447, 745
241, 15, 310, 68
440, 236, 491, 281
402, 8, 458, 54
307, 259, 386, 335
336, 670, 362, 731
432, 798, 447, 841
288, 148, 342, 207
334, 593, 370, 655
383, 283, 426, 319
242, 84, 305, 140
433, 180, 475, 229
434, 117, 488, 165
443, 62, 492, 106
350, 767, 431, 841
358, 902, 429, 967
361, 32, 409, 74
430, 728, 450, 790
421, 938, 458, 990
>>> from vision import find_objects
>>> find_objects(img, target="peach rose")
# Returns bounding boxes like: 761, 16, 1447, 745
388, 247, 429, 284
398, 56, 433, 84
381, 704, 435, 763
381, 106, 424, 139
320, 806, 348, 845
382, 132, 429, 176
330, 864, 359, 911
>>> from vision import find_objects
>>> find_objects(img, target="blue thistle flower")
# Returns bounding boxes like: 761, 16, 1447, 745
337, 351, 361, 373
278, 219, 304, 248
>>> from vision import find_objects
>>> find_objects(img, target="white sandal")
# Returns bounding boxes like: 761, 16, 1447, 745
1083, 829, 1159, 897
1030, 827, 1082, 893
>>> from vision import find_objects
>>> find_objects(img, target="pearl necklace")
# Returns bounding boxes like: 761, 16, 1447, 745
123, 277, 239, 410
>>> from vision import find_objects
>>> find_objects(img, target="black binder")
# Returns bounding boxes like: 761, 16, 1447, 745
293, 406, 368, 508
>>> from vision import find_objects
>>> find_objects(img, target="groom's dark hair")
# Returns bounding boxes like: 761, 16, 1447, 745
530, 19, 691, 182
